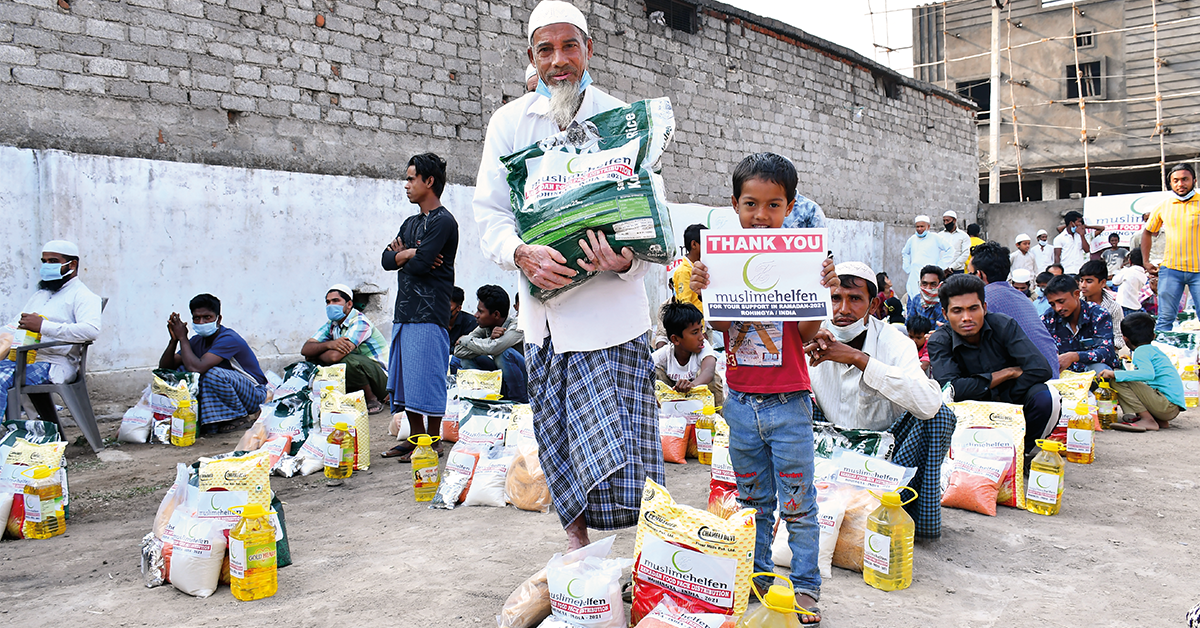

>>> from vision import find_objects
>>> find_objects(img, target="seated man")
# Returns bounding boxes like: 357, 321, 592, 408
301, 284, 389, 414
968, 241, 1061, 378
806, 263, 954, 539
2, 240, 102, 413
160, 293, 268, 433
906, 265, 948, 327
451, 285, 527, 403
652, 301, 724, 408
1041, 274, 1117, 374
928, 274, 1055, 456
447, 286, 477, 347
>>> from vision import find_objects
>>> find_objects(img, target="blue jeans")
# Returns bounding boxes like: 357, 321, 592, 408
1156, 266, 1200, 332
724, 389, 820, 601
448, 348, 528, 403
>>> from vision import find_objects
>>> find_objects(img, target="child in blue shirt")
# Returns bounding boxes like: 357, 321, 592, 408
1100, 312, 1186, 432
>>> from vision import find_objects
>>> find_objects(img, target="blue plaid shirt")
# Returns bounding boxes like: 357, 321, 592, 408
1041, 299, 1117, 371
907, 294, 948, 327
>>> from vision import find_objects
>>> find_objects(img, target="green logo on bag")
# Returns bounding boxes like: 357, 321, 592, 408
566, 578, 581, 598
742, 254, 778, 293
671, 551, 692, 574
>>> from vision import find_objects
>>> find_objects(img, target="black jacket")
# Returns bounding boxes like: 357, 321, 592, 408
382, 206, 458, 326
928, 312, 1053, 404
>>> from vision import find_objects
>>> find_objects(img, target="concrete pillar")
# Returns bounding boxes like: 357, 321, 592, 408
1042, 177, 1059, 201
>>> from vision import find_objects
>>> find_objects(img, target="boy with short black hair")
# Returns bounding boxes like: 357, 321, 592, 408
690, 152, 836, 625
674, 223, 708, 314
1078, 259, 1125, 350
906, 314, 933, 374
1100, 313, 1185, 432
652, 302, 724, 407
1034, 271, 1054, 315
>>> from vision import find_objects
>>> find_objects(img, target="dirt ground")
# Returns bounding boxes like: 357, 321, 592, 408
2, 406, 1198, 628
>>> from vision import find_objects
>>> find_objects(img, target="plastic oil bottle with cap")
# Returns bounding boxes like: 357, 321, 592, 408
1026, 439, 1066, 515
22, 466, 65, 540
1183, 365, 1199, 408
324, 421, 354, 482
1094, 380, 1118, 430
862, 488, 917, 592
694, 405, 718, 465
1066, 401, 1094, 464
229, 503, 278, 601
737, 572, 818, 627
170, 398, 197, 447
409, 434, 441, 502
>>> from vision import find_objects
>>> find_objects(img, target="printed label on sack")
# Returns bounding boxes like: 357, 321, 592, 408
635, 537, 737, 609
834, 450, 910, 490
1026, 470, 1060, 504
23, 494, 42, 522
149, 393, 177, 416
613, 217, 656, 240
196, 490, 250, 523
817, 511, 837, 532
661, 419, 686, 439
955, 427, 1018, 460
174, 522, 216, 557
1066, 428, 1093, 454
549, 579, 614, 622
696, 428, 713, 453
445, 451, 479, 477
863, 530, 891, 574
711, 446, 735, 484
952, 455, 1008, 483
641, 608, 730, 628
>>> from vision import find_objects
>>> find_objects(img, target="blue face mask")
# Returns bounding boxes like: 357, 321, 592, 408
1175, 188, 1197, 201
193, 321, 218, 337
39, 262, 66, 281
917, 231, 928, 239
535, 70, 593, 99
327, 304, 348, 322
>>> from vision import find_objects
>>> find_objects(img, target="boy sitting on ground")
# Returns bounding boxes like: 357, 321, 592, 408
906, 314, 932, 375
652, 301, 724, 407
1100, 312, 1186, 432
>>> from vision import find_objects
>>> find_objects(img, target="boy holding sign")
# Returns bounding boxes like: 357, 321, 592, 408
689, 153, 836, 626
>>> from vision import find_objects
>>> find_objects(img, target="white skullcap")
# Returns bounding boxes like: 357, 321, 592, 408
528, 1, 589, 45
1015, 233, 1031, 244
524, 63, 537, 81
1010, 269, 1032, 283
835, 261, 876, 289
327, 283, 354, 298
42, 240, 79, 257
943, 210, 958, 219
914, 215, 931, 224
1036, 229, 1048, 237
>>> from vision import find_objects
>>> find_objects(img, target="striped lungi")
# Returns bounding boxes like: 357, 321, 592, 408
197, 367, 267, 425
527, 332, 663, 530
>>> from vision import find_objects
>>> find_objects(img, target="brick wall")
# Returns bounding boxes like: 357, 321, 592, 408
0, 0, 978, 221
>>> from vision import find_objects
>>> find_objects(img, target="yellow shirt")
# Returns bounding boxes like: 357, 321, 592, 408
965, 236, 986, 271
1146, 195, 1200, 272
673, 258, 703, 312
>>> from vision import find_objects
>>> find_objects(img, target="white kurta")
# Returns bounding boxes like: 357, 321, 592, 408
1031, 241, 1054, 274
16, 277, 102, 383
901, 233, 950, 298
1009, 250, 1039, 278
941, 229, 971, 272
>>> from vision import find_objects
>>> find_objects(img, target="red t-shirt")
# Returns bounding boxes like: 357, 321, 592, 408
722, 321, 811, 394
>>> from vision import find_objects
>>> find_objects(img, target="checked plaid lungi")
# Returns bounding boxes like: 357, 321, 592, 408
526, 332, 664, 530
197, 367, 267, 426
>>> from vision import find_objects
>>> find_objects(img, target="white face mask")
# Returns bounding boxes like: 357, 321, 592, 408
824, 317, 867, 343
1175, 188, 1197, 201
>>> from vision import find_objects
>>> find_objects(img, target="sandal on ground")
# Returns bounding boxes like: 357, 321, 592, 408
796, 595, 821, 627
1110, 422, 1148, 433
366, 399, 385, 415
215, 415, 253, 434
382, 443, 416, 459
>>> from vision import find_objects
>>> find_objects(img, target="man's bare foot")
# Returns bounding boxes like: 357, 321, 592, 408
1129, 416, 1160, 431
1156, 418, 1171, 429
565, 516, 590, 552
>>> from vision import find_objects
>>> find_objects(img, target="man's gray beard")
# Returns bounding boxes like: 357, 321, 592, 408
547, 80, 585, 130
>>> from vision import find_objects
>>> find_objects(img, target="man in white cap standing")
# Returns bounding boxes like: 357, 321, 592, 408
805, 262, 955, 539
301, 284, 389, 414
940, 210, 971, 275
1009, 233, 1039, 279
901, 215, 951, 299
2, 240, 102, 415
1032, 228, 1054, 273
472, 0, 663, 550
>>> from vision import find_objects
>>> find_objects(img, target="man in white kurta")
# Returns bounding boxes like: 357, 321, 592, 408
471, 1, 662, 550
2, 240, 102, 413
901, 214, 951, 298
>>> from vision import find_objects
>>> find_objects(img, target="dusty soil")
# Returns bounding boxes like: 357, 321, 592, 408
2, 407, 1198, 627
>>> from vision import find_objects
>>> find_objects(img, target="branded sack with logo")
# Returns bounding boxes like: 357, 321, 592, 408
151, 370, 199, 444
503, 98, 677, 302
430, 441, 482, 510
707, 416, 738, 518
3, 438, 69, 539
268, 392, 316, 455
458, 399, 513, 448
660, 414, 688, 465
457, 369, 503, 400
497, 537, 618, 628
312, 363, 346, 395
943, 401, 1028, 509
1045, 370, 1095, 444
118, 386, 155, 443
633, 595, 736, 628
164, 509, 226, 598
813, 420, 895, 460
632, 479, 756, 623
463, 445, 516, 508
547, 535, 632, 628
826, 449, 916, 573
940, 454, 1010, 517
320, 389, 370, 470
197, 450, 272, 509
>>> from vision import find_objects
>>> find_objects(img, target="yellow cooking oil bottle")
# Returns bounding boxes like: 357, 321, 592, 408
22, 466, 65, 540
1066, 401, 1094, 464
409, 434, 441, 502
694, 405, 719, 466
737, 572, 818, 628
229, 503, 278, 601
8, 315, 44, 363
1183, 365, 1199, 408
170, 398, 197, 447
1026, 439, 1066, 516
324, 421, 354, 481
862, 488, 917, 592
1094, 380, 1118, 430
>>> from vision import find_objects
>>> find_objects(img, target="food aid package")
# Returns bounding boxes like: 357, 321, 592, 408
165, 509, 226, 598
660, 414, 688, 464
826, 449, 916, 573
944, 401, 1028, 509
118, 385, 155, 443
457, 368, 503, 400
143, 464, 190, 587
235, 415, 270, 452
1045, 370, 1094, 443
497, 537, 618, 628
1, 418, 62, 453
632, 480, 756, 623
656, 381, 714, 414
813, 420, 896, 460
389, 412, 413, 441
634, 595, 737, 628
708, 416, 738, 519
320, 389, 370, 470
267, 392, 316, 455
506, 411, 551, 513
151, 370, 199, 444
258, 435, 293, 470
292, 430, 329, 476
464, 445, 516, 508
940, 454, 1010, 517
772, 481, 847, 578
3, 438, 69, 539
457, 399, 513, 448
198, 450, 272, 509
312, 363, 346, 394
547, 535, 633, 628
431, 441, 483, 510
502, 97, 677, 302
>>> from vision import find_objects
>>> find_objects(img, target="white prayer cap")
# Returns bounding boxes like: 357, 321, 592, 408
835, 261, 877, 289
42, 240, 79, 257
524, 63, 537, 81
1011, 268, 1032, 283
1036, 229, 1048, 237
528, 1, 589, 45
1015, 233, 1031, 244
943, 210, 958, 219
327, 283, 354, 299
914, 215, 931, 224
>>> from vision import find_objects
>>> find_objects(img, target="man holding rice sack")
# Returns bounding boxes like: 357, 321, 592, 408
472, 1, 668, 550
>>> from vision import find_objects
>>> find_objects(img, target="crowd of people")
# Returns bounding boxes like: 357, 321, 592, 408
3, 2, 1197, 624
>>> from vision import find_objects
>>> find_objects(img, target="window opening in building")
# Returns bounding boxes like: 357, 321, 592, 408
956, 79, 991, 121
645, 0, 697, 34
1075, 30, 1094, 48
1066, 61, 1103, 99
